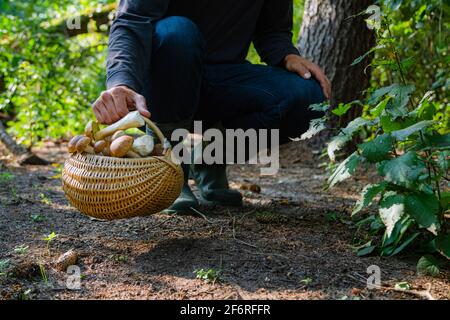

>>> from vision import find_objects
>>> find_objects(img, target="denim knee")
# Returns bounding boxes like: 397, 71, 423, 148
153, 16, 205, 58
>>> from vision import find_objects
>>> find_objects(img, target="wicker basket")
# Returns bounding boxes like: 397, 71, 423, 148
61, 118, 183, 220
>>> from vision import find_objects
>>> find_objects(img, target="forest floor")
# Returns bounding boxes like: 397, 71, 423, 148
0, 141, 449, 300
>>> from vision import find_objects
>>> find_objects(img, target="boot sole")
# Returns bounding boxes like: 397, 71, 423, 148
198, 195, 243, 208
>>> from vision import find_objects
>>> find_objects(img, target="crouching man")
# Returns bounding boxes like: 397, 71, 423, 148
92, 0, 331, 214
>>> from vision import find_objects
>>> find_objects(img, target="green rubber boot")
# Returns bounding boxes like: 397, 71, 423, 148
157, 120, 200, 215
163, 163, 199, 215
191, 164, 243, 207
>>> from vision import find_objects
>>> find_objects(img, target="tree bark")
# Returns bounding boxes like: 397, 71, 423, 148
298, 0, 375, 113
0, 121, 48, 165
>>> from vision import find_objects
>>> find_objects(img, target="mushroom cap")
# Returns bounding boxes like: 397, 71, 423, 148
94, 140, 107, 153
76, 137, 92, 153
111, 130, 125, 141
68, 135, 84, 153
110, 135, 134, 158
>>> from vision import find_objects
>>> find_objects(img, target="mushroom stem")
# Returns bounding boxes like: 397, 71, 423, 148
127, 150, 141, 158
95, 111, 145, 140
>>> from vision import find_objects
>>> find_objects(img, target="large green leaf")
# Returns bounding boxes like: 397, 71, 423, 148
377, 152, 426, 188
420, 134, 450, 150
352, 182, 388, 216
341, 117, 373, 136
327, 117, 372, 161
416, 255, 440, 277
327, 134, 350, 162
358, 134, 395, 162
380, 114, 414, 133
379, 193, 405, 238
370, 83, 414, 116
404, 193, 440, 234
296, 118, 326, 141
327, 152, 362, 188
390, 232, 420, 256
391, 120, 434, 141
436, 234, 450, 260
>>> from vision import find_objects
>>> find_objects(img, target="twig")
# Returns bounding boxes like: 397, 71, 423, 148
373, 283, 436, 300
346, 274, 436, 300
231, 216, 258, 249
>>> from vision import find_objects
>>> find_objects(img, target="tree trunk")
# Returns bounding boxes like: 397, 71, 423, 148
298, 0, 375, 115
0, 121, 49, 165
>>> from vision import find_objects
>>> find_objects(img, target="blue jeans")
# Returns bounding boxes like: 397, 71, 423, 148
144, 16, 325, 144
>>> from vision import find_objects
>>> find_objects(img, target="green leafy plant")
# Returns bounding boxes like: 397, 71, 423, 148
43, 231, 57, 254
39, 193, 53, 205
194, 268, 222, 284
0, 259, 10, 276
30, 213, 46, 222
14, 245, 29, 255
308, 1, 449, 266
0, 172, 15, 184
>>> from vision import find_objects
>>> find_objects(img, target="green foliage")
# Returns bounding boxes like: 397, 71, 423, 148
194, 268, 222, 284
416, 255, 440, 277
0, 1, 113, 145
320, 1, 450, 264
0, 172, 15, 184
0, 259, 10, 276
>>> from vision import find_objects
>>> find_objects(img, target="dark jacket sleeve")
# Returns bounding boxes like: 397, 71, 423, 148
253, 0, 300, 67
106, 0, 169, 92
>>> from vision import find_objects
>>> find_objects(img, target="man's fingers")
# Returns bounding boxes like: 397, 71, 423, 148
101, 91, 122, 122
133, 94, 151, 118
309, 66, 331, 99
294, 63, 312, 79
110, 90, 129, 119
93, 86, 150, 125
92, 98, 104, 123
97, 101, 113, 125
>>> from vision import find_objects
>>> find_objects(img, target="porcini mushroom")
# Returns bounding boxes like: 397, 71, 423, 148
94, 140, 107, 153
68, 135, 84, 153
110, 135, 135, 158
76, 137, 95, 154
132, 135, 154, 157
111, 130, 125, 141
85, 120, 99, 139
151, 144, 164, 157
95, 111, 145, 140
102, 141, 112, 156
126, 150, 141, 158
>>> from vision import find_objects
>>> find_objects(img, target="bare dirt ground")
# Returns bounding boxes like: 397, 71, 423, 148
0, 141, 449, 300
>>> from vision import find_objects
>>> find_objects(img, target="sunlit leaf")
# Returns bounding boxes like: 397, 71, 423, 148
327, 152, 362, 188
359, 134, 394, 162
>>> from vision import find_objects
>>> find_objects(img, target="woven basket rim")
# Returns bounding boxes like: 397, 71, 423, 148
75, 153, 180, 171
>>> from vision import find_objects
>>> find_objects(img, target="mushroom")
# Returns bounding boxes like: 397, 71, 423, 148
132, 135, 154, 157
111, 130, 125, 141
94, 111, 145, 140
102, 141, 112, 156
94, 140, 107, 154
68, 135, 84, 153
126, 150, 141, 158
76, 137, 95, 154
110, 135, 135, 158
151, 144, 165, 156
85, 120, 99, 139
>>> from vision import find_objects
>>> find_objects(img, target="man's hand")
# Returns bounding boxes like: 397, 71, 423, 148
92, 86, 151, 125
284, 54, 331, 100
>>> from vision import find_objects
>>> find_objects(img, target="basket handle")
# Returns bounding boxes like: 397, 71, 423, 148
142, 117, 172, 158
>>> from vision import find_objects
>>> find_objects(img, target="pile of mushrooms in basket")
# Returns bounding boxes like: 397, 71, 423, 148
68, 111, 164, 158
